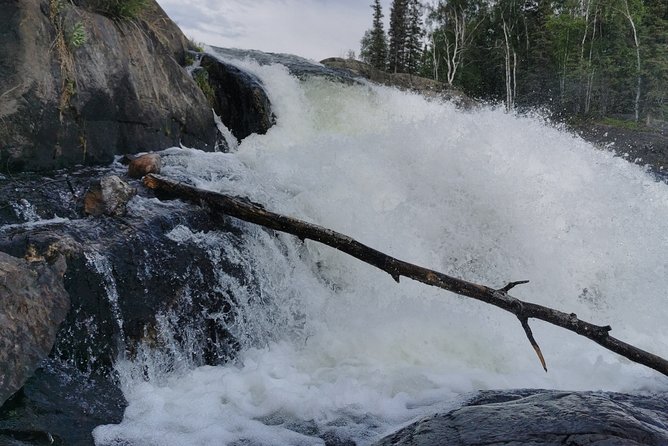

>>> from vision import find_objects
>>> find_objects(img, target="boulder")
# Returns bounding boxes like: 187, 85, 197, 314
83, 175, 136, 216
0, 252, 70, 407
0, 359, 126, 446
128, 153, 162, 178
0, 0, 220, 172
199, 54, 275, 141
375, 389, 668, 446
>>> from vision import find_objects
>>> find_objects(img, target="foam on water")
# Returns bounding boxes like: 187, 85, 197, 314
94, 56, 668, 445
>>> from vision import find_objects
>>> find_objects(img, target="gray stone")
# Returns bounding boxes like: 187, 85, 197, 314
375, 389, 668, 446
83, 175, 136, 216
0, 252, 70, 407
0, 0, 219, 172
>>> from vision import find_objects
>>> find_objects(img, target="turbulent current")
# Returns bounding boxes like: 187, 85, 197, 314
93, 51, 668, 445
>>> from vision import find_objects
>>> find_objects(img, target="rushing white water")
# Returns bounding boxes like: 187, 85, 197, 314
94, 55, 668, 445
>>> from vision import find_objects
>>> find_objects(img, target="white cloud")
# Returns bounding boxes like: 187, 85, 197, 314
157, 0, 393, 61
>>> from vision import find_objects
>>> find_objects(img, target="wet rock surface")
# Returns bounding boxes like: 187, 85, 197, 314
0, 253, 70, 407
199, 54, 275, 141
573, 123, 668, 179
83, 175, 136, 216
375, 389, 668, 446
0, 161, 245, 375
127, 153, 162, 179
0, 360, 125, 446
0, 158, 257, 443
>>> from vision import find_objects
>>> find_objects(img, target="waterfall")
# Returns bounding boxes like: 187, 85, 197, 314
93, 51, 668, 445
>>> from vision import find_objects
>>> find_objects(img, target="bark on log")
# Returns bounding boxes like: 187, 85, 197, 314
144, 173, 668, 377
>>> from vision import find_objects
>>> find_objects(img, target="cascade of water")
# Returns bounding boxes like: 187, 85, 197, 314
85, 251, 128, 348
11, 198, 40, 222
94, 51, 668, 446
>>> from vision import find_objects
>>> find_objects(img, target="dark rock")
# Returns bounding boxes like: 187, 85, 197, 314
573, 122, 668, 178
0, 359, 126, 446
127, 153, 162, 178
374, 389, 668, 446
0, 252, 70, 407
199, 54, 275, 141
0, 164, 246, 375
0, 0, 219, 173
83, 175, 136, 216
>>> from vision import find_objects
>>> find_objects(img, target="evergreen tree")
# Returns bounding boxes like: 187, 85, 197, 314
360, 29, 374, 64
405, 0, 424, 74
360, 0, 389, 70
389, 0, 409, 73
369, 0, 389, 70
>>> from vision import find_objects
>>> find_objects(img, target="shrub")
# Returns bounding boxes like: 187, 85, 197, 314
99, 0, 148, 19
67, 22, 87, 48
193, 70, 215, 107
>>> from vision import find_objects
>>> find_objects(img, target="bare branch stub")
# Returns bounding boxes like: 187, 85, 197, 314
519, 317, 547, 372
499, 280, 530, 293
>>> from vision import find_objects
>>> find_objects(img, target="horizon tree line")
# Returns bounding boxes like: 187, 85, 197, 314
359, 0, 667, 125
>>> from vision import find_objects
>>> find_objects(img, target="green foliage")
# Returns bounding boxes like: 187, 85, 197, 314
361, 0, 665, 125
99, 0, 148, 19
360, 0, 388, 70
189, 37, 205, 52
193, 70, 216, 107
599, 116, 643, 130
385, 0, 424, 74
67, 22, 87, 49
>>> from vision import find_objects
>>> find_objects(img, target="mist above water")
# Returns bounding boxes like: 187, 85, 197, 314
94, 53, 668, 445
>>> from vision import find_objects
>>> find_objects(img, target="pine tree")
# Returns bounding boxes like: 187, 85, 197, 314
405, 0, 424, 75
361, 0, 389, 70
369, 0, 389, 70
389, 0, 409, 73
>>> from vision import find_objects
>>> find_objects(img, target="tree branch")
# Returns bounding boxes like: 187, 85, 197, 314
144, 173, 668, 377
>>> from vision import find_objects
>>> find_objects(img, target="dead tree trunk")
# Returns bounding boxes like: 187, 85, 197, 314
144, 173, 668, 377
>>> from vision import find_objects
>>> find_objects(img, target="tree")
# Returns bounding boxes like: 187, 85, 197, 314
640, 0, 668, 123
427, 0, 484, 85
389, 0, 409, 73
405, 0, 425, 75
361, 0, 389, 70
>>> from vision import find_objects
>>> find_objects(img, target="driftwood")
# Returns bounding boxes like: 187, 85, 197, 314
144, 173, 668, 377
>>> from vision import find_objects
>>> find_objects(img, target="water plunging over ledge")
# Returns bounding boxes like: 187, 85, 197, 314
24, 49, 668, 445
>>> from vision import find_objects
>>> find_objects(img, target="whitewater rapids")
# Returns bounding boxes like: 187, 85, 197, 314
94, 53, 668, 445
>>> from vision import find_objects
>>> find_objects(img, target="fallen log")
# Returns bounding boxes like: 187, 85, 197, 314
144, 173, 668, 377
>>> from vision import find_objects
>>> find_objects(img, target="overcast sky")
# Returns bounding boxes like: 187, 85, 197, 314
156, 0, 394, 62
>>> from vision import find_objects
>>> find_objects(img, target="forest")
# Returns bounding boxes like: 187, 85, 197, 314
360, 0, 667, 127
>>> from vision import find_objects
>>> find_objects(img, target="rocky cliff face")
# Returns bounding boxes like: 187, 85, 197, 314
0, 0, 220, 172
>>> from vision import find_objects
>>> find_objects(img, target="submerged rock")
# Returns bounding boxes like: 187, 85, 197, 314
375, 389, 668, 446
0, 252, 70, 407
